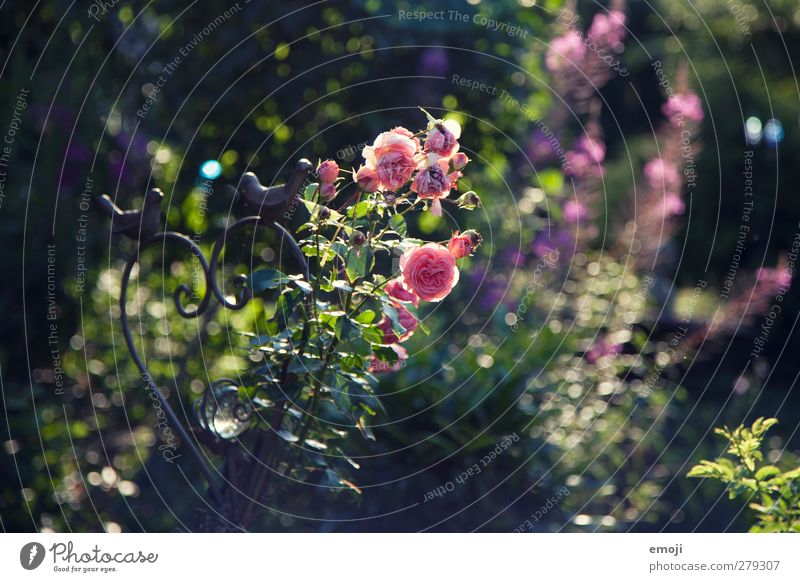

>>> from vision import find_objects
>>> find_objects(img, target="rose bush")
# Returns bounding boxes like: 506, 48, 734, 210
240, 111, 482, 498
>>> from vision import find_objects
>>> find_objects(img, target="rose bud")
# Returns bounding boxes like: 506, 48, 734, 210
318, 207, 331, 221
354, 165, 380, 192
456, 191, 481, 209
452, 152, 469, 170
317, 159, 339, 183
447, 230, 481, 258
351, 230, 366, 247
320, 182, 337, 200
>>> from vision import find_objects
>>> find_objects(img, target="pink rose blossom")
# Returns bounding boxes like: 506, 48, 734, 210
663, 92, 704, 126
452, 152, 469, 170
386, 278, 420, 307
400, 243, 460, 302
317, 159, 339, 183
424, 119, 461, 160
411, 160, 453, 216
354, 165, 380, 192
377, 305, 418, 344
545, 31, 587, 73
362, 127, 418, 191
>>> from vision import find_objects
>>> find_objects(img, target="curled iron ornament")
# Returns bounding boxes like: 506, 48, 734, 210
107, 164, 312, 518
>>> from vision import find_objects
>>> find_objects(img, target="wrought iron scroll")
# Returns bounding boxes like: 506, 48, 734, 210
113, 182, 310, 519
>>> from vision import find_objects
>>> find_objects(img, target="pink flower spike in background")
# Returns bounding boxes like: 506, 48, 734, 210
400, 243, 460, 302
545, 31, 587, 73
644, 158, 682, 189
663, 92, 704, 126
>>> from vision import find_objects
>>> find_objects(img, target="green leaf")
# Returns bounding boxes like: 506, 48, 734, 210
345, 246, 375, 282
347, 200, 373, 219
332, 280, 353, 292
249, 269, 289, 292
303, 182, 319, 201
389, 212, 407, 236
354, 309, 376, 324
329, 374, 350, 413
287, 356, 324, 373
755, 466, 782, 481
335, 317, 361, 342
288, 274, 313, 294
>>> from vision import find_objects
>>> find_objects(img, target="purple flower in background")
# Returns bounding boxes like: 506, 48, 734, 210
532, 229, 573, 259
528, 130, 557, 164
663, 92, 704, 126
418, 48, 449, 77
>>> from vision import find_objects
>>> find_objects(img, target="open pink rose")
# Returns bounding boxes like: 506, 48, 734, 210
424, 119, 461, 160
411, 160, 453, 216
386, 278, 420, 307
362, 127, 418, 191
400, 243, 459, 302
